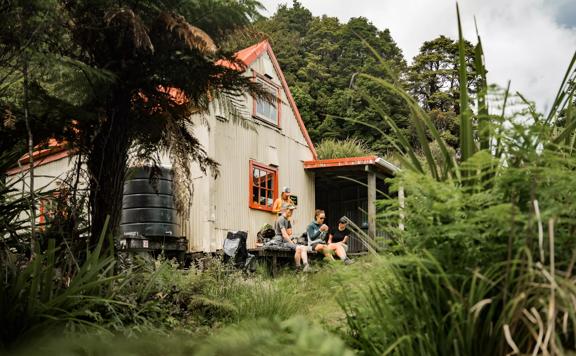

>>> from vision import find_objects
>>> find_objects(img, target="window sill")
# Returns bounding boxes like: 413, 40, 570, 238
253, 115, 280, 130
249, 204, 275, 212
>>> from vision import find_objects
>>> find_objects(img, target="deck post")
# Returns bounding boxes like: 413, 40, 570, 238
367, 171, 376, 238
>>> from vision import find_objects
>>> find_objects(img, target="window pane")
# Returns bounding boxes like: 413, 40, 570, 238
264, 102, 271, 118
252, 186, 258, 204
265, 171, 273, 190
257, 100, 265, 116
270, 102, 277, 121
255, 79, 278, 124
267, 189, 273, 207
254, 168, 268, 188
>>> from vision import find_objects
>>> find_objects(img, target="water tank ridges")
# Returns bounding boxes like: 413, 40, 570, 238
120, 167, 179, 237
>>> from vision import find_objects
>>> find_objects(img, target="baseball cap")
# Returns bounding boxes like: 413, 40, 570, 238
282, 186, 291, 194
338, 217, 348, 224
286, 204, 296, 210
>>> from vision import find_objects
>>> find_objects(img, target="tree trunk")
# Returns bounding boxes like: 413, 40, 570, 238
23, 57, 36, 259
87, 95, 131, 249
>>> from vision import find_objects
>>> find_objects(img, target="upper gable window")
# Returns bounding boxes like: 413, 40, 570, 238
253, 73, 281, 126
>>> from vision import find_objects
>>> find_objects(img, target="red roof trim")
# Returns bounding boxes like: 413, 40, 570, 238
7, 148, 71, 175
303, 155, 379, 169
222, 40, 317, 159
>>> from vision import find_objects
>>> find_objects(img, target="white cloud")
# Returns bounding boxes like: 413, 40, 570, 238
258, 0, 576, 112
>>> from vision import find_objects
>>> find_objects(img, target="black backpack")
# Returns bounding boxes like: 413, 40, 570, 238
223, 231, 254, 270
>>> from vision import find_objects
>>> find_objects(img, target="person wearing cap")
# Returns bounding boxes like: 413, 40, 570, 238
270, 204, 310, 271
305, 209, 346, 262
273, 187, 293, 215
328, 217, 354, 265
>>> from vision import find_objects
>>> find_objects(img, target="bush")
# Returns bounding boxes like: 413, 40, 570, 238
0, 225, 123, 351
316, 138, 373, 159
343, 250, 576, 355
108, 257, 306, 333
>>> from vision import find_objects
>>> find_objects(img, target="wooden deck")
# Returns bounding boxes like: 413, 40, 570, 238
249, 246, 318, 276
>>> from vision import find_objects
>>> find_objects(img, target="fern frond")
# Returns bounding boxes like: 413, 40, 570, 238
159, 12, 216, 55
104, 6, 154, 53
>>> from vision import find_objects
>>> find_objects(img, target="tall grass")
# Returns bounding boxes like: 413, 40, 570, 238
343, 249, 576, 355
0, 218, 124, 351
193, 260, 303, 323
0, 146, 31, 256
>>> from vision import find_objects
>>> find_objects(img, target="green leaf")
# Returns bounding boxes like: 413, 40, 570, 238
457, 3, 475, 162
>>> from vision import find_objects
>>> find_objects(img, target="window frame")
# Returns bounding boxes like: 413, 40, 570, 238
252, 71, 281, 127
249, 160, 278, 212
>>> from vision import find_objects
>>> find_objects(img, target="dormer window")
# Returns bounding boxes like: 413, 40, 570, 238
253, 72, 281, 126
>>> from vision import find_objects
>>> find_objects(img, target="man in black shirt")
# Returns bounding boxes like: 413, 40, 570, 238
328, 217, 354, 265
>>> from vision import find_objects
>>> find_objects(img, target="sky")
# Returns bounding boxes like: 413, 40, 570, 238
257, 0, 576, 113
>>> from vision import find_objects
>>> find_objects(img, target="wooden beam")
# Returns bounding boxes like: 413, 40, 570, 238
367, 171, 376, 238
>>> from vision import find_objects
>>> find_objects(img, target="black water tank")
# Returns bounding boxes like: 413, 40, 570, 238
120, 167, 179, 236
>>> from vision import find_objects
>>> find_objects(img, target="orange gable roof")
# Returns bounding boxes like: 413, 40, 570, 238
219, 40, 317, 159
8, 41, 318, 176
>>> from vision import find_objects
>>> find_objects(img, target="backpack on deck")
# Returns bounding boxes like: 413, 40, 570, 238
223, 231, 255, 270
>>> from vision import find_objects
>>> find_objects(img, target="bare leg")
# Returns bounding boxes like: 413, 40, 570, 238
327, 243, 347, 260
294, 248, 301, 266
300, 246, 309, 266
333, 244, 347, 260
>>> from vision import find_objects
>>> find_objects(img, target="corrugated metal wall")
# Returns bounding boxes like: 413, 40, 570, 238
8, 155, 80, 191
7, 155, 83, 227
182, 51, 316, 252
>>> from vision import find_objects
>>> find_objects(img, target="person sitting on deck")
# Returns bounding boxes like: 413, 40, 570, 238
272, 186, 292, 216
269, 204, 310, 272
306, 210, 353, 265
328, 217, 354, 265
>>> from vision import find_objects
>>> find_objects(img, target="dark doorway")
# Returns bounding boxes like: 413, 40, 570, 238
314, 168, 390, 253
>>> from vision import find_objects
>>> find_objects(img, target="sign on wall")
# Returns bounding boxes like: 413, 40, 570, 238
290, 195, 298, 206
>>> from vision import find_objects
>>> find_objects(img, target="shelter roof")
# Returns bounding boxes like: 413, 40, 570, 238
303, 155, 399, 176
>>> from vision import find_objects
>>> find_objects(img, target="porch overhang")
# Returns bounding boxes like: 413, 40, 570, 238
303, 155, 399, 177
303, 156, 401, 247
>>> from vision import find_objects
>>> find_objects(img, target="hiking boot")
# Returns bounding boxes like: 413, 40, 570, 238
344, 258, 355, 266
303, 264, 311, 273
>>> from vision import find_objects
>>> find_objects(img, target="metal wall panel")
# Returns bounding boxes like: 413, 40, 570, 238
202, 51, 315, 251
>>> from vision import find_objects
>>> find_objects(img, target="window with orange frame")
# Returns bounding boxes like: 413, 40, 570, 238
249, 161, 278, 211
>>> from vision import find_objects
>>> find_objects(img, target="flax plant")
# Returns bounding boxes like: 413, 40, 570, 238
342, 3, 576, 355
0, 218, 126, 351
